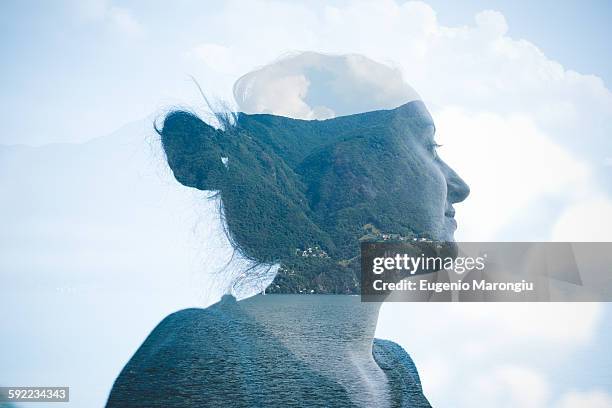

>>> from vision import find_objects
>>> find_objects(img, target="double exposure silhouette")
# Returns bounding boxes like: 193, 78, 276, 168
107, 52, 469, 408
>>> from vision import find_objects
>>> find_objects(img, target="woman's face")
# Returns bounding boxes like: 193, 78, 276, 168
391, 102, 470, 242
296, 100, 470, 247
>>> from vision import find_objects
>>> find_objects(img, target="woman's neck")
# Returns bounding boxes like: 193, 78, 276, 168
234, 294, 390, 407
240, 294, 379, 351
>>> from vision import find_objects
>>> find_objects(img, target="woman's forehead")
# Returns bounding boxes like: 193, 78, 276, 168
234, 100, 434, 171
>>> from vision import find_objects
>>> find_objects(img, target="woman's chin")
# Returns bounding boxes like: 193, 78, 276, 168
441, 218, 457, 241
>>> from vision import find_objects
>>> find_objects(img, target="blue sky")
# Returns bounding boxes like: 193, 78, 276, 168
426, 0, 611, 83
0, 0, 611, 146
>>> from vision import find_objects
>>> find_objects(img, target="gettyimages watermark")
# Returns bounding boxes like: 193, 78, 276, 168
360, 242, 612, 302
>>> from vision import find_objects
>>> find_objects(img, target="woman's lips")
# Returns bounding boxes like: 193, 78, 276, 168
445, 215, 457, 230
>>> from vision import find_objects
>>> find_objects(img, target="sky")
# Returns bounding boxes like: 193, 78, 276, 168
2, 1, 612, 407
422, 0, 611, 82
0, 0, 611, 146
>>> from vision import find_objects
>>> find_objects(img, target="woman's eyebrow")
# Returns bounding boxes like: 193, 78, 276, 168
421, 123, 436, 139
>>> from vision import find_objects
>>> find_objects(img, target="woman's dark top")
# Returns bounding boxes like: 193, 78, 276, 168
106, 296, 431, 407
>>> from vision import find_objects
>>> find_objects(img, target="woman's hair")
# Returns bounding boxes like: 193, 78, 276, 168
155, 97, 279, 298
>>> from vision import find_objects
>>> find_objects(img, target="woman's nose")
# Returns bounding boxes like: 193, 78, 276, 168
441, 161, 470, 203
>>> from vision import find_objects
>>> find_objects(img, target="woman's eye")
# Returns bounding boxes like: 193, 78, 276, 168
428, 142, 442, 158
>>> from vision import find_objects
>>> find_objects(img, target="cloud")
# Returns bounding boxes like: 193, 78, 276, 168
552, 195, 612, 241
556, 390, 612, 408
460, 366, 612, 408
417, 356, 452, 396
450, 303, 601, 347
461, 368, 612, 408
434, 107, 591, 240
466, 366, 550, 408
232, 52, 420, 119
378, 302, 602, 359
376, 301, 603, 406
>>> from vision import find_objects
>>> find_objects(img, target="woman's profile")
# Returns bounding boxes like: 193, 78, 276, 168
106, 52, 469, 408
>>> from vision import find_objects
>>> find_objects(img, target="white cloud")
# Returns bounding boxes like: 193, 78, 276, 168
552, 196, 612, 241
466, 366, 550, 408
417, 356, 452, 396
449, 303, 601, 347
232, 52, 420, 119
434, 107, 591, 240
474, 10, 508, 37
448, 364, 612, 408
242, 72, 312, 118
556, 390, 612, 408
378, 302, 601, 358
377, 301, 603, 406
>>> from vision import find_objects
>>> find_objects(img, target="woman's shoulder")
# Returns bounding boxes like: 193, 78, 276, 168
132, 297, 245, 357
372, 338, 431, 408
106, 301, 249, 407
107, 299, 356, 407
372, 338, 421, 384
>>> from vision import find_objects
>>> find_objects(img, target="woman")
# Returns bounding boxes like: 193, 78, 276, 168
106, 53, 469, 407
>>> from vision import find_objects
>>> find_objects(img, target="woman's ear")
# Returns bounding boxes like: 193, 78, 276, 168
159, 111, 226, 191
